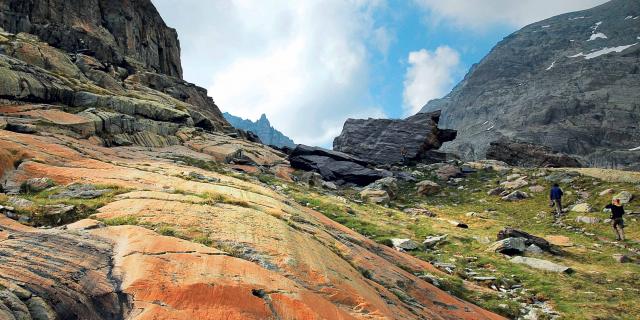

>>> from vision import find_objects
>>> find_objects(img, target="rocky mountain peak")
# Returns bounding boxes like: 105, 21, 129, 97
420, 0, 640, 169
223, 112, 295, 148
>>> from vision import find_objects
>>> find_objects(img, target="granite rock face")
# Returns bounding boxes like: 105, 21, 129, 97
420, 0, 640, 169
486, 138, 583, 168
223, 112, 295, 148
333, 111, 457, 165
0, 0, 183, 78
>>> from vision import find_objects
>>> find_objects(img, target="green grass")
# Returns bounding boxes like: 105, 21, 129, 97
287, 167, 640, 319
2, 184, 130, 227
102, 215, 139, 226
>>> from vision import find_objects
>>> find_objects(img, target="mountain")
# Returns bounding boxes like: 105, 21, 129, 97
223, 112, 295, 148
420, 0, 640, 170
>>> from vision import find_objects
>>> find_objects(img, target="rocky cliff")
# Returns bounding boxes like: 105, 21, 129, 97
0, 1, 503, 319
223, 112, 296, 148
333, 111, 457, 165
420, 0, 640, 170
0, 0, 182, 78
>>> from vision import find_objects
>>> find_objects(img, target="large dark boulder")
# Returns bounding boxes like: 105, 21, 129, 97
289, 145, 388, 186
0, 0, 183, 78
486, 138, 582, 168
497, 227, 561, 255
333, 111, 457, 165
420, 0, 640, 169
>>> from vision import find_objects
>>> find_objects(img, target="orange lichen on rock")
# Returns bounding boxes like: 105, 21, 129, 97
0, 129, 504, 319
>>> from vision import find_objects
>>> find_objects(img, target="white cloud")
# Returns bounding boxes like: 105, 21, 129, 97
402, 46, 460, 115
152, 0, 386, 146
412, 0, 608, 29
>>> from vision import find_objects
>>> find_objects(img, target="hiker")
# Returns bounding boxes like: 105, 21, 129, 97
605, 198, 625, 241
549, 183, 564, 216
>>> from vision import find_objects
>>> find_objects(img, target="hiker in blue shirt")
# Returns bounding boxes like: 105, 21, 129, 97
550, 183, 564, 216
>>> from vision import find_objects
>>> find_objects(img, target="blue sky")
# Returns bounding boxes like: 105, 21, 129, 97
153, 0, 606, 146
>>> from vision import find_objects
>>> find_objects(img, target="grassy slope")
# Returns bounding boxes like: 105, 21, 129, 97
284, 167, 640, 319
3, 163, 638, 319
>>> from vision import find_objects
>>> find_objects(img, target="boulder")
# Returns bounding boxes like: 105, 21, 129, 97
613, 191, 633, 204
464, 160, 510, 172
20, 177, 54, 193
500, 177, 528, 190
525, 244, 544, 255
416, 180, 440, 196
435, 164, 461, 181
571, 203, 593, 213
365, 177, 398, 199
321, 181, 338, 190
528, 185, 545, 193
333, 110, 457, 165
497, 228, 555, 253
487, 237, 526, 255
501, 191, 529, 201
390, 238, 419, 251
289, 145, 388, 186
575, 216, 600, 224
487, 187, 505, 196
360, 189, 390, 204
423, 234, 448, 249
509, 256, 572, 273
300, 172, 323, 188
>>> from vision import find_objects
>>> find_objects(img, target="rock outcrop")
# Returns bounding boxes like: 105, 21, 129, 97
0, 0, 182, 78
486, 138, 583, 168
223, 112, 295, 148
289, 145, 389, 186
420, 0, 640, 169
0, 130, 503, 320
333, 110, 457, 165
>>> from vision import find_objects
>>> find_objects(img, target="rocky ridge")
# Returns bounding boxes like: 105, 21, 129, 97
223, 112, 295, 148
420, 0, 640, 169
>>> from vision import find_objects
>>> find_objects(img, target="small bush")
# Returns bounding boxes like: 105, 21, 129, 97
103, 215, 139, 226
157, 225, 178, 237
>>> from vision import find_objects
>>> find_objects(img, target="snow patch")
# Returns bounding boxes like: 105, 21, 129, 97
635, 16, 639, 20
482, 121, 489, 125
568, 43, 638, 59
568, 16, 585, 20
542, 25, 551, 28
486, 125, 495, 131
546, 60, 556, 70
587, 33, 607, 41
629, 146, 640, 151
626, 16, 633, 20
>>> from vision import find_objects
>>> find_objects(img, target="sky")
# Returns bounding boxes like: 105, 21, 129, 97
152, 0, 607, 147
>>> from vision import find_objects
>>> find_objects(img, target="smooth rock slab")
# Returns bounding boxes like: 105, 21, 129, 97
510, 256, 572, 273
